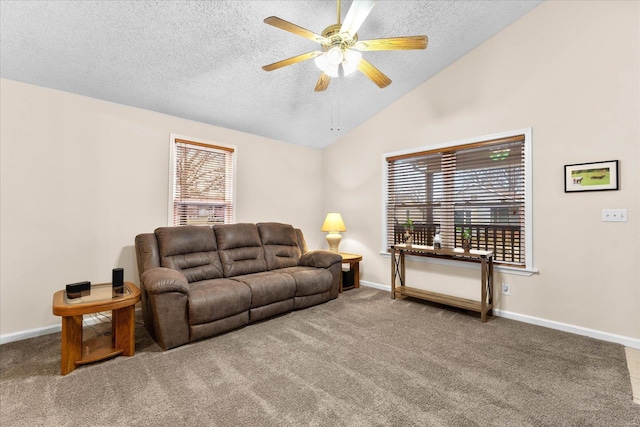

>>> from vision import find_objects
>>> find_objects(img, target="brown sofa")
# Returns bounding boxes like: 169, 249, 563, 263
134, 222, 342, 350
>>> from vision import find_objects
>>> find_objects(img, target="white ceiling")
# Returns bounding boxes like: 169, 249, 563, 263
0, 0, 542, 149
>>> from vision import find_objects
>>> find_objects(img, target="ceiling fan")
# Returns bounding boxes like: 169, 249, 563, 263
262, 0, 428, 92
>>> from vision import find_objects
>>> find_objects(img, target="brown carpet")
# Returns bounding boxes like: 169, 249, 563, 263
1, 288, 639, 426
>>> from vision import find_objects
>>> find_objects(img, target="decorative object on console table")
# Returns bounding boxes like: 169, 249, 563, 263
433, 230, 442, 249
321, 212, 347, 252
460, 227, 472, 252
339, 252, 362, 292
403, 218, 415, 248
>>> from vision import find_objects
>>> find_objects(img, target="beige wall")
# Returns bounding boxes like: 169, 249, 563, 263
1, 0, 638, 345
0, 79, 325, 336
324, 1, 639, 341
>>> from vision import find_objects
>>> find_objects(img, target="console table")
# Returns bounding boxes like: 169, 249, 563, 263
390, 244, 494, 322
52, 282, 141, 375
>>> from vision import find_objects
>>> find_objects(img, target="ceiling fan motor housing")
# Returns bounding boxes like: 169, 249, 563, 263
321, 23, 358, 53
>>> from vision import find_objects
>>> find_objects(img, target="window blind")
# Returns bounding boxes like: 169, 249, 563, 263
386, 135, 526, 266
173, 138, 234, 226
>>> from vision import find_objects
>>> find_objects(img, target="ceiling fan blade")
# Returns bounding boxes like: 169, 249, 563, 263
340, 0, 377, 37
264, 16, 327, 44
355, 35, 428, 51
314, 73, 331, 92
357, 58, 391, 88
262, 51, 323, 71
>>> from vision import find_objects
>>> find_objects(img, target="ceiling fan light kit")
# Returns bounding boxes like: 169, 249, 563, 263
263, 0, 428, 92
341, 49, 362, 76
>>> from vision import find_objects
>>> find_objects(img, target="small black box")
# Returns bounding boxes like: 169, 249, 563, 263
342, 270, 355, 291
66, 281, 91, 299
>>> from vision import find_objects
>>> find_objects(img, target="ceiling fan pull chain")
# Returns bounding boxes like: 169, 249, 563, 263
337, 75, 341, 131
330, 76, 341, 132
329, 82, 335, 132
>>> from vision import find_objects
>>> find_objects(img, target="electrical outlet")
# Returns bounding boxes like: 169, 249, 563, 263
502, 283, 510, 296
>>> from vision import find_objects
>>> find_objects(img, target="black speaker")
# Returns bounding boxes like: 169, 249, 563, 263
66, 281, 91, 299
112, 268, 124, 288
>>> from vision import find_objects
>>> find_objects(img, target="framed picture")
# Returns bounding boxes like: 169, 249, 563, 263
564, 160, 619, 192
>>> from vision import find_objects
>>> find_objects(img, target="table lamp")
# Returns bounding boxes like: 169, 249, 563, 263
321, 213, 347, 253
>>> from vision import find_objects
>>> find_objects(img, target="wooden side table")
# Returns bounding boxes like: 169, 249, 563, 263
339, 252, 362, 292
52, 282, 140, 375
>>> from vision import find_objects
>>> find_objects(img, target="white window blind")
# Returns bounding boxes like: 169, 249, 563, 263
386, 134, 527, 267
172, 138, 235, 226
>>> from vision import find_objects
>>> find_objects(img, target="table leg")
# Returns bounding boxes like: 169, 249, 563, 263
391, 249, 396, 299
353, 261, 360, 289
488, 256, 494, 306
60, 315, 83, 375
481, 257, 487, 323
391, 249, 406, 299
113, 306, 136, 356
400, 252, 405, 289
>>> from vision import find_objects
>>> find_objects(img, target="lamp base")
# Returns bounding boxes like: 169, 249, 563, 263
325, 233, 342, 253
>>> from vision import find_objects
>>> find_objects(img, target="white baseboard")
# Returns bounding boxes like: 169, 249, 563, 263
359, 280, 390, 292
0, 309, 142, 345
493, 309, 640, 349
0, 323, 61, 345
360, 281, 640, 350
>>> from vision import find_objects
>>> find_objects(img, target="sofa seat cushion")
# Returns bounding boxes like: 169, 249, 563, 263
249, 300, 294, 323
232, 271, 296, 308
188, 279, 251, 325
190, 313, 249, 343
277, 266, 333, 297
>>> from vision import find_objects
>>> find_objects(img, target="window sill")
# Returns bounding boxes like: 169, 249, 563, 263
378, 251, 538, 277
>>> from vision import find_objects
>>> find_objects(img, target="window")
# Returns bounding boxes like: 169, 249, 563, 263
169, 135, 235, 226
384, 129, 532, 269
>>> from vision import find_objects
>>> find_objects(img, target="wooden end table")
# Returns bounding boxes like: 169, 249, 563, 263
339, 252, 362, 292
52, 282, 140, 375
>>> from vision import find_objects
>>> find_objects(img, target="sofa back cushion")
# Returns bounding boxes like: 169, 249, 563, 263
214, 223, 268, 277
257, 222, 302, 270
155, 226, 224, 283
295, 228, 309, 254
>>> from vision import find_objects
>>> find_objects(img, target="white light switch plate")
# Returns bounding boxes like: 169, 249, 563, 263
602, 209, 628, 222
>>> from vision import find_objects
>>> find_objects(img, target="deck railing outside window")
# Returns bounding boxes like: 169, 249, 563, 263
393, 222, 522, 264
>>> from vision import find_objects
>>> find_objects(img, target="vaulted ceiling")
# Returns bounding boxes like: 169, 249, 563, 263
0, 1, 542, 149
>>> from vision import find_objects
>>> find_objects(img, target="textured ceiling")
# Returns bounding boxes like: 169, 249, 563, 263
0, 1, 542, 149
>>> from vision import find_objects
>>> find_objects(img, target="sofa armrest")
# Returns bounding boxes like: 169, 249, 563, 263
140, 267, 190, 350
299, 250, 343, 269
141, 267, 189, 295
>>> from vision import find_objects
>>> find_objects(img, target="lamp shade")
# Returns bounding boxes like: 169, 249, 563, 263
321, 213, 347, 232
